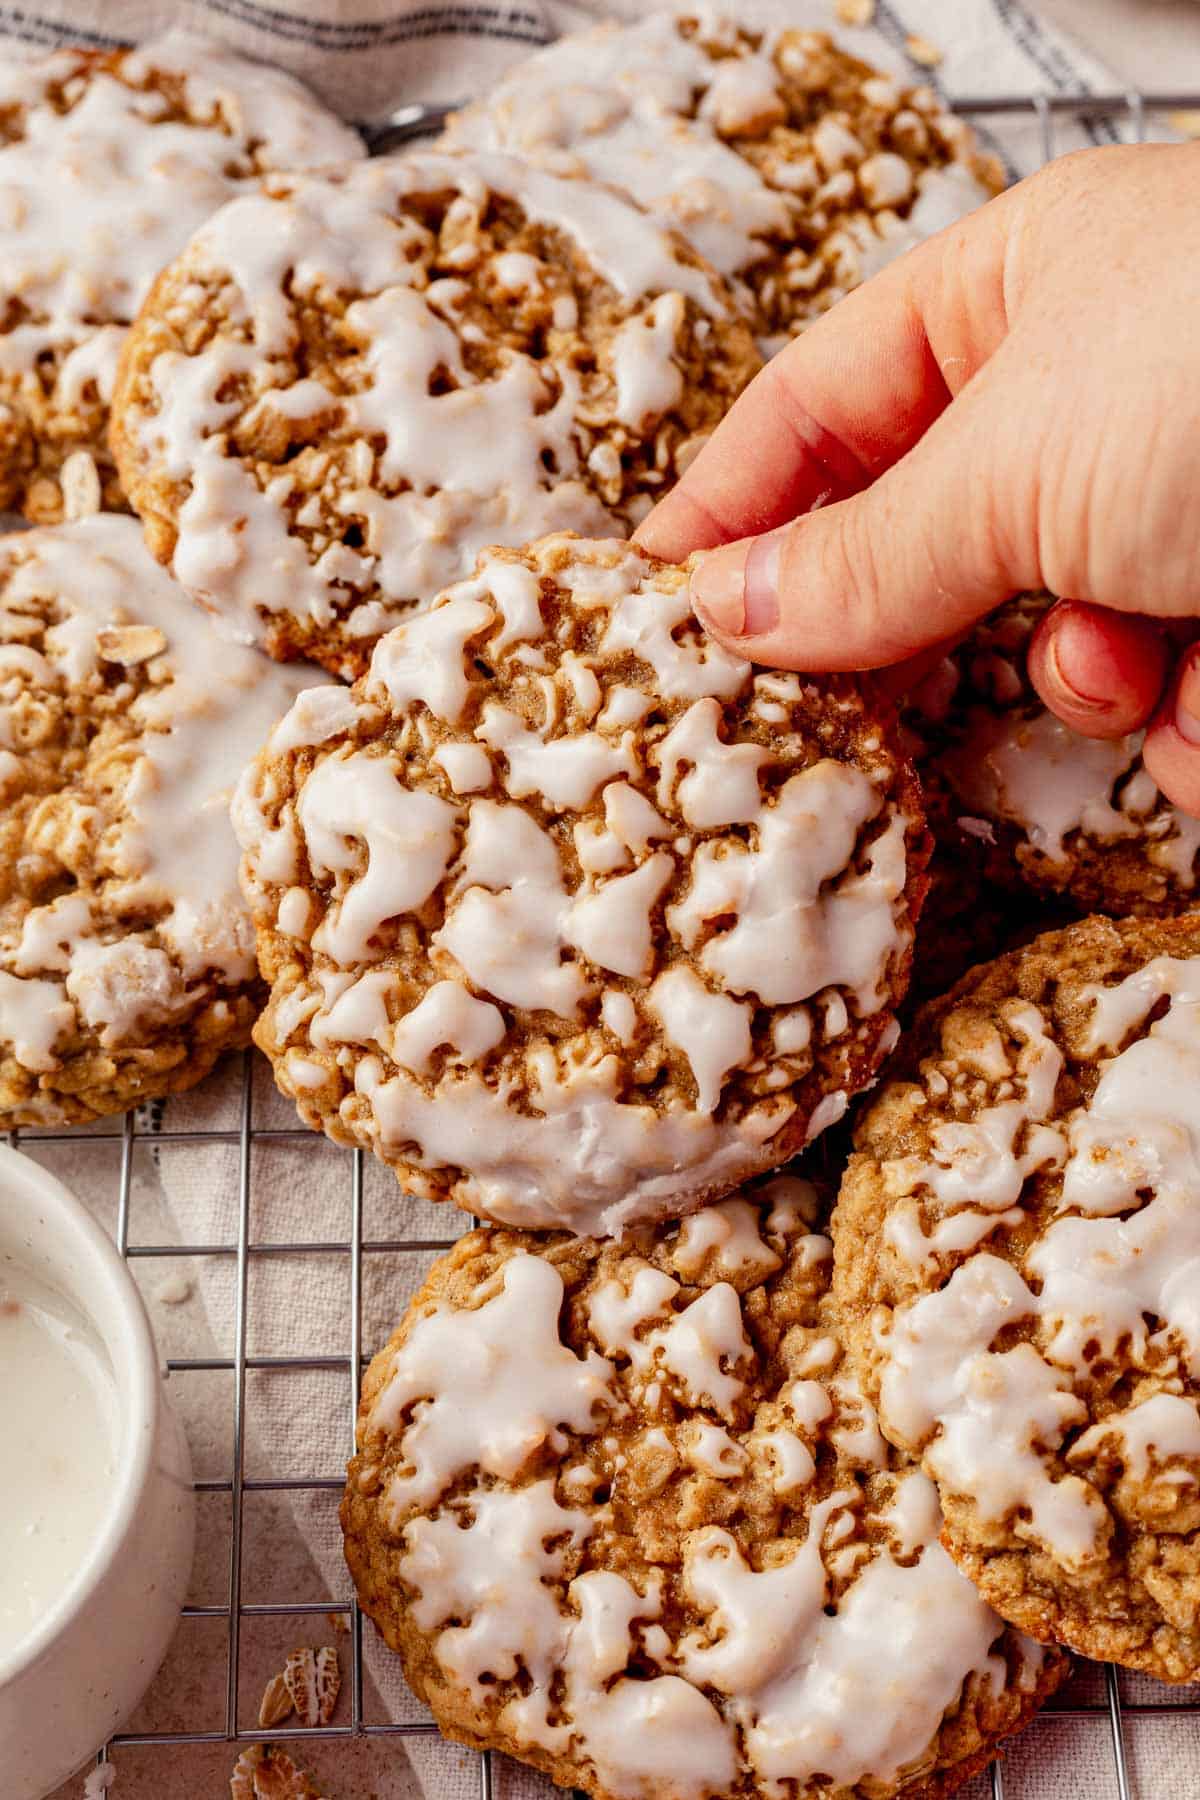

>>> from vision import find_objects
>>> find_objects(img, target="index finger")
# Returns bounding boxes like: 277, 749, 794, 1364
635, 193, 1012, 562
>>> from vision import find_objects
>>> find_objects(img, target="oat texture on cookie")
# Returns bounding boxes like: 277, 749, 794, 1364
442, 15, 1000, 347
111, 149, 761, 679
342, 1176, 1065, 1800
0, 29, 362, 525
833, 913, 1200, 1679
909, 594, 1200, 917
234, 535, 928, 1234
0, 514, 312, 1125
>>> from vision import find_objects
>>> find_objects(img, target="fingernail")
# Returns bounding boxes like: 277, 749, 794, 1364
690, 533, 782, 638
1045, 628, 1113, 712
1175, 657, 1200, 745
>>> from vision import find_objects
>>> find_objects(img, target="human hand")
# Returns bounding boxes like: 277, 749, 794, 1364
636, 143, 1200, 813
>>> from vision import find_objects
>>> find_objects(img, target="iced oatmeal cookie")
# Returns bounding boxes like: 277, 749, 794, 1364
111, 149, 761, 679
342, 1176, 1065, 1800
833, 913, 1200, 1679
443, 16, 1000, 347
910, 593, 1200, 918
235, 534, 928, 1234
0, 514, 311, 1125
0, 30, 361, 525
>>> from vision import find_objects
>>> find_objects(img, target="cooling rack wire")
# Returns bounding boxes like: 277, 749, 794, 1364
13, 81, 1199, 1800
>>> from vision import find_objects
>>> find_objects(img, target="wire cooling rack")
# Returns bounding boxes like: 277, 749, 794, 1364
12, 80, 1200, 1800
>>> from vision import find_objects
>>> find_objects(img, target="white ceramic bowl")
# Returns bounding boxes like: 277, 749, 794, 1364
0, 1145, 195, 1799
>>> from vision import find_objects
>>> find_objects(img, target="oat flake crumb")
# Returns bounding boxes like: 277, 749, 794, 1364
82, 1763, 115, 1799
906, 33, 944, 66
59, 450, 102, 521
284, 1645, 341, 1727
230, 1744, 325, 1799
835, 0, 875, 22
257, 1670, 294, 1728
155, 1273, 194, 1306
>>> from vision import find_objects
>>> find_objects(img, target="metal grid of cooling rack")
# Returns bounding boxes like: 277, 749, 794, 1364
10, 80, 1200, 1800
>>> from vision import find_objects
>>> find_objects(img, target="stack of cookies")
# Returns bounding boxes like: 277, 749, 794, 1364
1, 16, 1198, 1800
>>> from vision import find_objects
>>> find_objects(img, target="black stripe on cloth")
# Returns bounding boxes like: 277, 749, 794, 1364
0, 5, 125, 47
873, 0, 1017, 181
194, 0, 550, 52
987, 0, 1119, 144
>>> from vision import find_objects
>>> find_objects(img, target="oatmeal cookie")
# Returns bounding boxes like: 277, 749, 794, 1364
111, 149, 762, 679
234, 534, 929, 1234
910, 593, 1200, 917
0, 514, 311, 1125
0, 30, 362, 525
443, 15, 1001, 348
833, 913, 1200, 1679
342, 1176, 1065, 1800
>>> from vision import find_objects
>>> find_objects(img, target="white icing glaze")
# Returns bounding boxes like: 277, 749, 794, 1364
679, 1486, 1006, 1789
647, 966, 752, 1111
400, 1477, 591, 1710
1068, 1394, 1200, 1484
884, 1000, 1064, 1264
435, 801, 589, 1015
753, 1427, 817, 1495
0, 1260, 119, 1659
600, 988, 638, 1045
588, 1264, 680, 1368
0, 517, 309, 1063
137, 149, 728, 642
248, 536, 912, 1227
298, 753, 459, 964
646, 1282, 751, 1418
380, 1208, 1039, 1796
356, 1050, 788, 1235
369, 592, 495, 726
672, 1197, 782, 1281
370, 1253, 614, 1516
389, 981, 506, 1076
432, 741, 493, 795
445, 13, 990, 304
479, 702, 637, 809
668, 763, 905, 1010
310, 969, 398, 1055
945, 700, 1200, 883
0, 971, 74, 1071
403, 1489, 737, 1795
947, 711, 1141, 863
682, 1420, 748, 1479
0, 30, 361, 393
654, 698, 768, 826
567, 853, 675, 980
266, 683, 366, 755
878, 968, 1200, 1566
610, 294, 686, 431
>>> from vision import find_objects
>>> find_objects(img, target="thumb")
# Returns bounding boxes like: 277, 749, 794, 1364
687, 355, 1033, 671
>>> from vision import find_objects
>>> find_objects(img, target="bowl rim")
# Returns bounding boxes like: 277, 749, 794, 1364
0, 1143, 162, 1686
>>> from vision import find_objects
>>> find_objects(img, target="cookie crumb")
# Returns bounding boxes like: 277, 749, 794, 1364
284, 1646, 341, 1727
60, 451, 101, 521
1169, 109, 1200, 138
835, 0, 875, 22
97, 624, 167, 666
257, 1671, 293, 1728
154, 1274, 194, 1307
905, 33, 944, 67
230, 1745, 324, 1799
